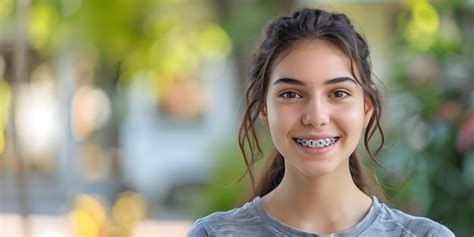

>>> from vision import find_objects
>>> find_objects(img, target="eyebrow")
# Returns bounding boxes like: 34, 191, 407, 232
273, 76, 359, 86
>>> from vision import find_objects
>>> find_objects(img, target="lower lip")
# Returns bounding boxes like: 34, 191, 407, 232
293, 138, 338, 155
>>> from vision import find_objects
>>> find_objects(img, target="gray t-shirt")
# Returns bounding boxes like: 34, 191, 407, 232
187, 196, 454, 236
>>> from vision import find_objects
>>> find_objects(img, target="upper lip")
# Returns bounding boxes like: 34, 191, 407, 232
293, 135, 339, 140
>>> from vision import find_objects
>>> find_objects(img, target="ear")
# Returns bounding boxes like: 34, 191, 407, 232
259, 105, 269, 128
363, 96, 374, 129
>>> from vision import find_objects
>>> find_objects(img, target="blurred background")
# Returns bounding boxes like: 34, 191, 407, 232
0, 0, 473, 236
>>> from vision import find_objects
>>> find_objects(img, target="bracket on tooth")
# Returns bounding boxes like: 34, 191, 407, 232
298, 138, 337, 148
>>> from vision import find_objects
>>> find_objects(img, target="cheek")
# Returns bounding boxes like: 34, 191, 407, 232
266, 102, 298, 136
268, 106, 288, 130
336, 102, 366, 133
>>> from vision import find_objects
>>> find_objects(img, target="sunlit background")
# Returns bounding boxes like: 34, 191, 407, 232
0, 0, 473, 236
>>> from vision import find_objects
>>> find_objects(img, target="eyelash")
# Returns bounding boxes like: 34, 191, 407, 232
331, 90, 350, 99
279, 91, 302, 99
279, 90, 350, 99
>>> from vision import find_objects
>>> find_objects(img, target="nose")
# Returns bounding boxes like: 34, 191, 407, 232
301, 96, 330, 127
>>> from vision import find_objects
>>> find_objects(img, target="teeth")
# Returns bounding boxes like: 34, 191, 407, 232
296, 137, 337, 148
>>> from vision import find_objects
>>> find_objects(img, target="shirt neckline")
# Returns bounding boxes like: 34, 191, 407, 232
251, 195, 383, 236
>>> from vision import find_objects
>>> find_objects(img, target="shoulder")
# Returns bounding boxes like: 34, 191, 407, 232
187, 200, 266, 237
187, 218, 209, 237
372, 202, 454, 236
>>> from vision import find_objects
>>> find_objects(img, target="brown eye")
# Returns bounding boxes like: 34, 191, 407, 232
280, 91, 299, 99
333, 90, 349, 98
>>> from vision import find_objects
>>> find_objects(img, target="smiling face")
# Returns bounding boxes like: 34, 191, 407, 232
261, 39, 373, 178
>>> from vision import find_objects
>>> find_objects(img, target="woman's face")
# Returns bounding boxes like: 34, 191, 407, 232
262, 39, 373, 178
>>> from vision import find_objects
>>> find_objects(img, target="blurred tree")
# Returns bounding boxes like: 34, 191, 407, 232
12, 1, 231, 160
380, 1, 474, 235
0, 0, 235, 221
25, 0, 232, 87
22, 0, 233, 150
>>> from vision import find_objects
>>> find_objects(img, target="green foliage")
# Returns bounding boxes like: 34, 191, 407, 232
192, 131, 273, 218
22, 0, 232, 94
380, 1, 474, 235
192, 138, 252, 217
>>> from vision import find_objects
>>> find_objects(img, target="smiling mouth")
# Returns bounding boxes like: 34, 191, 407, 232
293, 137, 339, 148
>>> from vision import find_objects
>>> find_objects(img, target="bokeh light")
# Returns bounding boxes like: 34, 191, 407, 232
112, 192, 147, 227
15, 64, 60, 164
71, 85, 111, 141
69, 195, 107, 237
159, 78, 207, 119
404, 1, 439, 51
196, 23, 233, 61
412, 1, 439, 34
29, 3, 57, 50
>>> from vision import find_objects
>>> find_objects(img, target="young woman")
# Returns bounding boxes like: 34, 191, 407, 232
188, 8, 454, 236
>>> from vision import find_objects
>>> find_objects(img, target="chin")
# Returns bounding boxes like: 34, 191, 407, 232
294, 163, 341, 177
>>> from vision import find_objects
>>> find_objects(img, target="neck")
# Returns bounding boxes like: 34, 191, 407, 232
261, 159, 372, 234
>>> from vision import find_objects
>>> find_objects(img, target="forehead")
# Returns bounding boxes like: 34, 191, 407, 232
270, 39, 355, 83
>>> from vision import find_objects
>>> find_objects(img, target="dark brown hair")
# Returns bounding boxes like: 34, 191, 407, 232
238, 8, 386, 200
